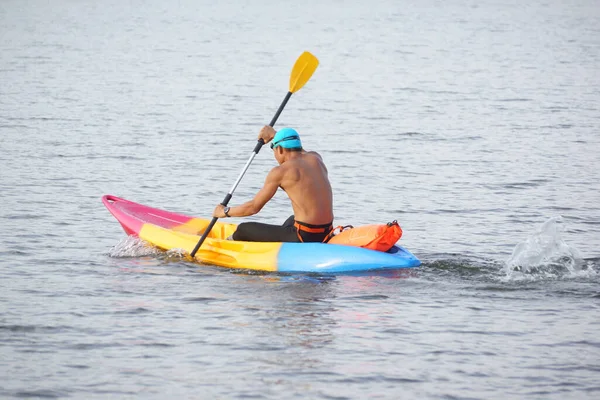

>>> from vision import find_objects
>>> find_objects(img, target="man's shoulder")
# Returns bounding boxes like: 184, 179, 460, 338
304, 150, 323, 160
267, 165, 286, 180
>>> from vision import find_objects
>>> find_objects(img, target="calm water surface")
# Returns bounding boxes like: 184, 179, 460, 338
1, 0, 599, 398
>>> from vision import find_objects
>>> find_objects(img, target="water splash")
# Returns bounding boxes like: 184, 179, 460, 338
165, 248, 187, 260
108, 236, 161, 258
504, 216, 590, 279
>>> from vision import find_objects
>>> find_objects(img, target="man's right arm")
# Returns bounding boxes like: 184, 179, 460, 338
258, 126, 276, 143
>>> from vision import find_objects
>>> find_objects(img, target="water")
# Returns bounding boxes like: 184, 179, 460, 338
1, 0, 599, 398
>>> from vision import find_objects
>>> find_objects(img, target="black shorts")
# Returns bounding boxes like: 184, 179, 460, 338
232, 215, 333, 243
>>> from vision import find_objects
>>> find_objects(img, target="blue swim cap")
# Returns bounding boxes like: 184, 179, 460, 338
270, 128, 302, 150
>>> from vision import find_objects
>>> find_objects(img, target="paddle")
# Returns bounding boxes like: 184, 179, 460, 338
190, 51, 319, 258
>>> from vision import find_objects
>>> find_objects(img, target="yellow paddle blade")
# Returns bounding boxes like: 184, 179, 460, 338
289, 51, 319, 93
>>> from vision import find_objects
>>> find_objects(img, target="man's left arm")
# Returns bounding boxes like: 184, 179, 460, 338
213, 167, 283, 218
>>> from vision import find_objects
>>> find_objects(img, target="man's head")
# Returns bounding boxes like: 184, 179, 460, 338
270, 128, 303, 164
270, 128, 302, 151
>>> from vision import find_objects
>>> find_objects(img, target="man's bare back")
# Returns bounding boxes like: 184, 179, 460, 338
213, 126, 334, 243
276, 150, 333, 225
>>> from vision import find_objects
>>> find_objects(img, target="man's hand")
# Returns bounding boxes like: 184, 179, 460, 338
213, 204, 226, 218
258, 126, 276, 143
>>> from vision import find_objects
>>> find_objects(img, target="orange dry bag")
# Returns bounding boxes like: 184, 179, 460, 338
327, 220, 403, 252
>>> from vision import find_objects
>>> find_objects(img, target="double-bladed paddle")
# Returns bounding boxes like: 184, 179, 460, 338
190, 51, 319, 258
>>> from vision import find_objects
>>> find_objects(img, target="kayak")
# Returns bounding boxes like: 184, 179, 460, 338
102, 195, 421, 273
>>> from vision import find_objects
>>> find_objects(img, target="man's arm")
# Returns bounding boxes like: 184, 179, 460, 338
213, 167, 284, 218
258, 125, 276, 144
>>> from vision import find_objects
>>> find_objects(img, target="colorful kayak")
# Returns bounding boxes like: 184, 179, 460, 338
102, 195, 421, 273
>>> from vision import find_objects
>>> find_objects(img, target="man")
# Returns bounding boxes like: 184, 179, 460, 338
213, 126, 334, 242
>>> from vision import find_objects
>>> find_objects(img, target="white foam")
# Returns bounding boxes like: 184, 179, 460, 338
503, 216, 593, 280
165, 248, 187, 259
108, 236, 160, 258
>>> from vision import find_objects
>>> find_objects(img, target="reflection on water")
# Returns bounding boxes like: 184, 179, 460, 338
246, 277, 339, 353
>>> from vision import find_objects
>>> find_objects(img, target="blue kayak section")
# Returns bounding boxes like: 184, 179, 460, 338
277, 243, 421, 273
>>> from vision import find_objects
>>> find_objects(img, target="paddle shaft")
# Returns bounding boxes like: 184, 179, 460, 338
190, 91, 293, 258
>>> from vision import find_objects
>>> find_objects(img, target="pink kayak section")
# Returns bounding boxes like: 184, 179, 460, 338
102, 195, 194, 236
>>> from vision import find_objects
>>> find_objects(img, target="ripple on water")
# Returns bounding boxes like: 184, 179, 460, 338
0, 324, 71, 333
13, 390, 67, 399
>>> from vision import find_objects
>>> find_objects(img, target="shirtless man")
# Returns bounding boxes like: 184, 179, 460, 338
212, 126, 334, 242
